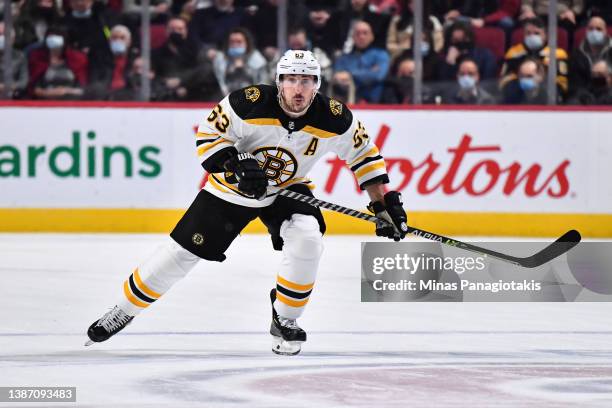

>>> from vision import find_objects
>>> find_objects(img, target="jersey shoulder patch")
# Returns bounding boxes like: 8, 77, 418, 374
310, 94, 353, 135
228, 85, 277, 119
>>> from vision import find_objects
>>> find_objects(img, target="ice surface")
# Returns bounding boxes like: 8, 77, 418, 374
1, 233, 612, 407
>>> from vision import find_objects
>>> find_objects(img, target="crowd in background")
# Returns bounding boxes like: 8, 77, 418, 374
1, 0, 612, 105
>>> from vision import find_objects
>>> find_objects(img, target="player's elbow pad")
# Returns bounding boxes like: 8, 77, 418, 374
201, 146, 238, 173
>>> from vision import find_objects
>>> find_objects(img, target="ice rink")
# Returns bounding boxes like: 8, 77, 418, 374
2, 233, 612, 407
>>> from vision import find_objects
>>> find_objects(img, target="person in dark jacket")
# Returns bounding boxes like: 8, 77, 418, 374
502, 57, 549, 104
152, 17, 222, 101
569, 16, 612, 92
438, 21, 498, 80
568, 59, 612, 104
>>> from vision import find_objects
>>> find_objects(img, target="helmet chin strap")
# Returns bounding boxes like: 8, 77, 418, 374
277, 87, 317, 118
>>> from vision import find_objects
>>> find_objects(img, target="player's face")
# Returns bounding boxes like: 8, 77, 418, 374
280, 74, 317, 113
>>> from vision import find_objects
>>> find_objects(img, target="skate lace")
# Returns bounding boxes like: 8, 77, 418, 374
96, 306, 131, 332
278, 316, 299, 329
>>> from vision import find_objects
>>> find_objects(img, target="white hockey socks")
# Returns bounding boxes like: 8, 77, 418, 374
274, 214, 323, 320
118, 238, 200, 316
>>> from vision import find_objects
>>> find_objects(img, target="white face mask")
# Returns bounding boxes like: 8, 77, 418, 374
587, 29, 606, 46
458, 74, 476, 90
46, 34, 64, 50
0, 35, 5, 51
524, 34, 544, 50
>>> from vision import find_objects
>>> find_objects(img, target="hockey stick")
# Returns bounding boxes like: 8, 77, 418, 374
273, 188, 581, 268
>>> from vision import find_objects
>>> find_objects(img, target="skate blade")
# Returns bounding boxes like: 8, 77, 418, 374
84, 339, 95, 347
271, 335, 303, 356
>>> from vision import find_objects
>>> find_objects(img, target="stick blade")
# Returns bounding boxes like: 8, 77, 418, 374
520, 229, 582, 268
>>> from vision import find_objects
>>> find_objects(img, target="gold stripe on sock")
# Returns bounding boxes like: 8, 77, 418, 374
276, 291, 310, 308
276, 275, 314, 292
123, 280, 149, 308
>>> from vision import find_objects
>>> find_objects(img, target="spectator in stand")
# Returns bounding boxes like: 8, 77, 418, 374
502, 57, 549, 104
501, 17, 569, 97
212, 27, 268, 95
304, 3, 338, 56
152, 17, 221, 101
336, 0, 392, 54
569, 16, 612, 92
386, 0, 445, 60
189, 0, 246, 49
13, 0, 64, 51
329, 70, 357, 104
63, 0, 117, 84
519, 0, 584, 32
87, 24, 138, 99
392, 28, 442, 81
0, 22, 29, 99
334, 20, 390, 102
470, 0, 520, 31
439, 22, 497, 80
444, 57, 496, 104
585, 1, 612, 25
29, 26, 88, 99
381, 55, 414, 103
568, 59, 612, 104
285, 27, 333, 92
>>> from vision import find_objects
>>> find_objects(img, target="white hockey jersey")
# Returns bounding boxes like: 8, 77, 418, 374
195, 85, 389, 207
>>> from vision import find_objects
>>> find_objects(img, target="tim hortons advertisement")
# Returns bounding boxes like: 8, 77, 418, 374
0, 106, 610, 235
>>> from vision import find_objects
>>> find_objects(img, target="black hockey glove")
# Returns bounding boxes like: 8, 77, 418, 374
224, 152, 268, 199
368, 191, 409, 241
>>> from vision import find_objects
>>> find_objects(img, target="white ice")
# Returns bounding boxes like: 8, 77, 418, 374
1, 233, 612, 408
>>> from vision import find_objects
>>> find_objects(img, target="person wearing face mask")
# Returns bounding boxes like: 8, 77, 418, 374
27, 27, 88, 99
569, 16, 612, 92
568, 59, 612, 104
501, 17, 569, 98
212, 27, 268, 95
337, 0, 392, 54
0, 22, 29, 98
86, 25, 139, 99
439, 22, 497, 81
445, 57, 496, 105
502, 58, 550, 104
152, 17, 221, 101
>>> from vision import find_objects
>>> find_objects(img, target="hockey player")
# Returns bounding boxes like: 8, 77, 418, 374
86, 50, 408, 355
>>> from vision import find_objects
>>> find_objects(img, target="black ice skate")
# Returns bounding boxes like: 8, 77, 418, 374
270, 288, 306, 355
85, 306, 134, 346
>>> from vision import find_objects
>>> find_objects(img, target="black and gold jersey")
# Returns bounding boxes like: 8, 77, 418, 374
195, 84, 389, 207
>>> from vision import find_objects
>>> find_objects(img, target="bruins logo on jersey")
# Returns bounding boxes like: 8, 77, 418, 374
253, 146, 297, 186
245, 86, 260, 102
330, 99, 342, 116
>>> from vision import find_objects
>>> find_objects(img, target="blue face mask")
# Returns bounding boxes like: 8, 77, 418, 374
587, 29, 606, 46
110, 40, 127, 55
519, 77, 538, 92
227, 46, 246, 58
46, 34, 64, 50
420, 42, 430, 56
524, 34, 544, 51
72, 9, 92, 18
458, 74, 476, 89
